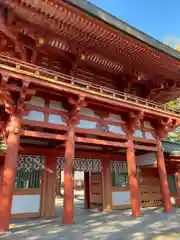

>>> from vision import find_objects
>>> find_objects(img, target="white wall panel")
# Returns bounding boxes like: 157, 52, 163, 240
77, 120, 97, 129
23, 111, 44, 121
145, 131, 156, 140
108, 125, 126, 135
25, 96, 45, 107
136, 153, 157, 166
112, 191, 130, 206
11, 195, 40, 214
49, 100, 66, 111
133, 130, 143, 138
48, 114, 66, 125
104, 113, 124, 123
80, 108, 98, 118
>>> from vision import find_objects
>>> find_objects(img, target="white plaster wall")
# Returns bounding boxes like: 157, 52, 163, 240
23, 111, 44, 121
136, 153, 157, 166
48, 114, 65, 125
133, 130, 143, 138
112, 191, 130, 206
25, 96, 45, 107
77, 120, 97, 129
11, 195, 40, 214
108, 125, 126, 135
80, 108, 97, 117
104, 113, 124, 123
145, 131, 156, 140
49, 100, 66, 111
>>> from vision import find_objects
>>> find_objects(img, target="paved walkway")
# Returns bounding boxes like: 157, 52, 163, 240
1, 197, 180, 239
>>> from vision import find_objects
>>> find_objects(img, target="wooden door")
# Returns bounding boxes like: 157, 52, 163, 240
90, 172, 103, 210
139, 168, 163, 207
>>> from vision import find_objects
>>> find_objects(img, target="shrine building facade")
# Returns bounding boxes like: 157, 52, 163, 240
0, 0, 180, 232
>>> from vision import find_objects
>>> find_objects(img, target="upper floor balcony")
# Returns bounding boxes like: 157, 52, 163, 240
0, 54, 179, 120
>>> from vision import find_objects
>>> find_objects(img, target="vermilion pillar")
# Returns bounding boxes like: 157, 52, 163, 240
126, 131, 141, 217
62, 123, 75, 224
156, 137, 171, 212
41, 153, 57, 217
0, 115, 21, 232
101, 159, 112, 211
84, 172, 90, 209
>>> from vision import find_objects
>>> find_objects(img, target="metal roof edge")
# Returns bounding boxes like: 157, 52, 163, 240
65, 0, 180, 61
163, 140, 180, 145
163, 141, 180, 153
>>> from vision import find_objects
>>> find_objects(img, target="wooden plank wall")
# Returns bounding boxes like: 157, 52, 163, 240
90, 173, 103, 210
140, 168, 163, 207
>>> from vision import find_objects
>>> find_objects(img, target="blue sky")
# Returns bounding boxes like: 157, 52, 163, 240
88, 0, 180, 43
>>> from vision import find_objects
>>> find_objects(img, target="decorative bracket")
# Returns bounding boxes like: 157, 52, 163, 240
156, 118, 178, 140
68, 95, 87, 125
0, 74, 14, 114
17, 81, 36, 114
127, 110, 144, 133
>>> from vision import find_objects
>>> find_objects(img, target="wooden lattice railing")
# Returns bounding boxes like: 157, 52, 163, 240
0, 54, 179, 117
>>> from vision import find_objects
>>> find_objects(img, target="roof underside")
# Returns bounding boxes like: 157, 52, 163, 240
66, 0, 180, 60
2, 0, 180, 102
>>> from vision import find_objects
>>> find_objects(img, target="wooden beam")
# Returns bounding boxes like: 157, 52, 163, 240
6, 84, 36, 95
2, 68, 179, 121
134, 145, 157, 151
22, 120, 68, 131
75, 136, 127, 148
21, 130, 66, 141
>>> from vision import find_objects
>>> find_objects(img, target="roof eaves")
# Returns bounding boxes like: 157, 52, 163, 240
65, 0, 180, 61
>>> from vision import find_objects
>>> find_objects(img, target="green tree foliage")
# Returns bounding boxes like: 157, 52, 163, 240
167, 99, 180, 142
163, 37, 180, 142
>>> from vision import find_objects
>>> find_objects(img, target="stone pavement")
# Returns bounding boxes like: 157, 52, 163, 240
1, 198, 180, 240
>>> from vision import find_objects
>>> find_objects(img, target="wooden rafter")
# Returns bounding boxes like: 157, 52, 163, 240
6, 0, 180, 81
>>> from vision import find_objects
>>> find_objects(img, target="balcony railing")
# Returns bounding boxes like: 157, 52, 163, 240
0, 54, 179, 116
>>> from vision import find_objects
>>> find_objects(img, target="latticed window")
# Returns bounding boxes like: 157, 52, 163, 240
14, 155, 44, 189
14, 170, 41, 189
112, 171, 129, 187
111, 161, 128, 187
